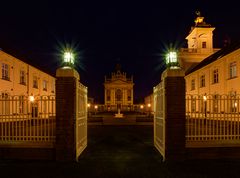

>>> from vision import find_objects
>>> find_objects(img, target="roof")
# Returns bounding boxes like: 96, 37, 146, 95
186, 41, 240, 75
0, 49, 56, 78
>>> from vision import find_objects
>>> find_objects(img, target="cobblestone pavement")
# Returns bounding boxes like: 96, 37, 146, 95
1, 125, 240, 178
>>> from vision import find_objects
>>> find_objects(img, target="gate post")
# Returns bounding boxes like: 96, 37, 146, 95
162, 68, 185, 161
55, 67, 79, 161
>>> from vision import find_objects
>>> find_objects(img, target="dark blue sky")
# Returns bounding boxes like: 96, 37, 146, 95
0, 1, 239, 103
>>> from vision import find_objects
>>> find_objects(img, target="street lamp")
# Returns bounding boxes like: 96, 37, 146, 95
94, 105, 98, 115
203, 94, 207, 122
165, 50, 179, 69
29, 95, 35, 103
63, 51, 74, 67
29, 95, 35, 118
234, 102, 238, 112
140, 105, 144, 114
147, 103, 151, 117
87, 103, 91, 117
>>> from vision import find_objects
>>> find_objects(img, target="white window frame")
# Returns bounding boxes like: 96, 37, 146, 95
213, 69, 219, 84
33, 76, 38, 88
43, 80, 48, 91
200, 75, 205, 88
2, 63, 9, 80
229, 61, 237, 79
20, 70, 26, 85
202, 41, 207, 48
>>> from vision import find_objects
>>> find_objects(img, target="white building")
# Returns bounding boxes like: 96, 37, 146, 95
178, 13, 220, 72
0, 49, 55, 115
185, 42, 240, 96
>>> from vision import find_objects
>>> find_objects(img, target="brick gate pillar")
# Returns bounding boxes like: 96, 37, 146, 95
55, 67, 79, 161
162, 68, 185, 161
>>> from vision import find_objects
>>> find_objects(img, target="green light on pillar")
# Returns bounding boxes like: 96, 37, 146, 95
165, 51, 179, 68
63, 51, 74, 66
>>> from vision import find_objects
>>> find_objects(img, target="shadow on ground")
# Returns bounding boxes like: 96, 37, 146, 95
1, 125, 240, 178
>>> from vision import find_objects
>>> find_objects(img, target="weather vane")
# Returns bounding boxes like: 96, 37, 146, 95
195, 11, 201, 17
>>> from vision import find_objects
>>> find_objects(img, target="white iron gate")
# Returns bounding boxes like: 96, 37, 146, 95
153, 82, 165, 157
76, 82, 87, 159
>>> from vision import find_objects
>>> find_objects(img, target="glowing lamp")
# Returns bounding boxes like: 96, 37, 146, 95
140, 105, 144, 109
148, 103, 151, 108
29, 96, 35, 103
235, 102, 237, 107
165, 51, 179, 68
87, 103, 90, 108
94, 105, 98, 109
203, 95, 207, 101
63, 51, 74, 66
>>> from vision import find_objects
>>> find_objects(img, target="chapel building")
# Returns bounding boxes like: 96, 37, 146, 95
104, 65, 134, 111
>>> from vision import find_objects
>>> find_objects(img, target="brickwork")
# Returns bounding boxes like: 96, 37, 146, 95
164, 76, 186, 161
55, 75, 78, 161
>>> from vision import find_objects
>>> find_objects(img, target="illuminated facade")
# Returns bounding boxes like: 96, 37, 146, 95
183, 13, 240, 115
104, 65, 134, 111
185, 42, 240, 96
0, 50, 55, 115
0, 50, 55, 96
178, 13, 220, 72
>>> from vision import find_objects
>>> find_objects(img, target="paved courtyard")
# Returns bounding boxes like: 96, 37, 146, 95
1, 125, 240, 178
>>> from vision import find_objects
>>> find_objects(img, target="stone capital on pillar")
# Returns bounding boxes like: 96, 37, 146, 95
161, 68, 185, 80
56, 66, 80, 80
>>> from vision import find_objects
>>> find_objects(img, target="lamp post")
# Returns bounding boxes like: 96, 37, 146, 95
94, 105, 98, 115
87, 103, 90, 117
147, 103, 151, 117
29, 95, 35, 118
165, 50, 179, 69
140, 105, 144, 115
63, 51, 74, 67
203, 94, 207, 123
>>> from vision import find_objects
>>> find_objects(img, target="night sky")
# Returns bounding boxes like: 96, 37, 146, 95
0, 1, 239, 103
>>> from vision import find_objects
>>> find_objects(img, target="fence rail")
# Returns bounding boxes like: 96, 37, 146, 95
186, 94, 240, 147
0, 95, 56, 147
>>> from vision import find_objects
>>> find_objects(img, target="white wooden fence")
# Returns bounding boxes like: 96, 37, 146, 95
186, 94, 240, 147
0, 95, 55, 147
